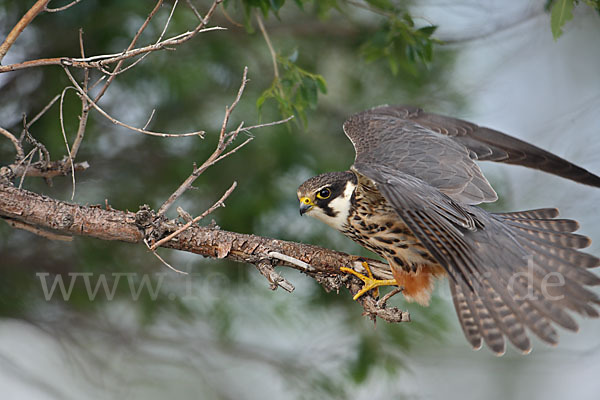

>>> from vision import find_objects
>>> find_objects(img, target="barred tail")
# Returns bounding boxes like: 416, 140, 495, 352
450, 208, 600, 355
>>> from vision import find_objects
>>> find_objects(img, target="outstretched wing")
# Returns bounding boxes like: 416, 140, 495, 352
353, 163, 600, 354
343, 105, 600, 205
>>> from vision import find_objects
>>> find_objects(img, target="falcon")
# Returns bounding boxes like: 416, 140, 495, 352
297, 105, 600, 354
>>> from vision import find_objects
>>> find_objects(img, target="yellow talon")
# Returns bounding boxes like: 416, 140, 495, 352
340, 261, 398, 300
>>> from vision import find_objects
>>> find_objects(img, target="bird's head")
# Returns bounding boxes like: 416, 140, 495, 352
297, 171, 357, 230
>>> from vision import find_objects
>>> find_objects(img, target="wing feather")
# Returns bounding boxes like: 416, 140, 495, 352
351, 163, 599, 353
344, 105, 600, 188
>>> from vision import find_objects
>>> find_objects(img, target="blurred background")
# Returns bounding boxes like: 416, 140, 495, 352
1, 0, 599, 399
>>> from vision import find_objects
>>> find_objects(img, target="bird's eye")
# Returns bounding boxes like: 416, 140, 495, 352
316, 188, 331, 199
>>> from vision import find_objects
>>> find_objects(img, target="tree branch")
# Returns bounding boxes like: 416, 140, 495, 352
0, 159, 89, 180
0, 126, 24, 159
0, 182, 409, 323
0, 0, 50, 63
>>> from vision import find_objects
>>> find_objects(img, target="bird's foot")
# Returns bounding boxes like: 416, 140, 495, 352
340, 261, 398, 300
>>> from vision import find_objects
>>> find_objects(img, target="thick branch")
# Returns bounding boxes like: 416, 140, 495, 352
0, 182, 409, 322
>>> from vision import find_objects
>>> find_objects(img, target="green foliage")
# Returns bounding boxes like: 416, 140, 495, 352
361, 14, 438, 76
257, 51, 327, 126
550, 0, 575, 40
548, 0, 600, 39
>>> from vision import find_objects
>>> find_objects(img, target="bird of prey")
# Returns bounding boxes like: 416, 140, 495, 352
297, 105, 600, 355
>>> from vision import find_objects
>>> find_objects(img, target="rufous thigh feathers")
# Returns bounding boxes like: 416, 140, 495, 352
391, 264, 447, 306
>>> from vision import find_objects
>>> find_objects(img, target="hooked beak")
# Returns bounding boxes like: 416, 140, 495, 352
299, 197, 314, 216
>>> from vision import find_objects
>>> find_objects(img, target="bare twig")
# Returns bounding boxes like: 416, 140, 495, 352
185, 0, 204, 21
210, 134, 253, 165
144, 239, 189, 275
17, 149, 36, 189
21, 114, 51, 165
58, 86, 77, 198
256, 13, 279, 80
3, 218, 73, 241
0, 26, 226, 74
143, 109, 157, 130
156, 67, 249, 216
65, 28, 91, 170
93, 0, 164, 102
156, 65, 292, 218
377, 287, 404, 308
255, 260, 295, 292
235, 117, 294, 134
44, 0, 82, 13
0, 0, 50, 63
0, 0, 225, 74
219, 2, 244, 28
4, 160, 89, 179
268, 251, 314, 272
62, 66, 204, 138
150, 181, 237, 251
0, 127, 25, 159
106, 0, 181, 78
21, 94, 61, 135
158, 0, 178, 41
1, 90, 89, 183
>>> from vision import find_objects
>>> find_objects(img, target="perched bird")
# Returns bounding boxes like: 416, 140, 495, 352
297, 105, 600, 355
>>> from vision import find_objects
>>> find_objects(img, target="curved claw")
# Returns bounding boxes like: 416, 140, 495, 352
340, 261, 398, 300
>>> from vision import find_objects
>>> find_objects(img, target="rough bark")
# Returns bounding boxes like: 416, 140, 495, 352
0, 182, 410, 323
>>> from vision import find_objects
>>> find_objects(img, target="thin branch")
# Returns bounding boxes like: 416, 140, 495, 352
0, 26, 226, 73
219, 2, 244, 28
0, 0, 50, 63
144, 239, 189, 275
256, 13, 279, 80
58, 86, 77, 199
3, 218, 73, 241
143, 109, 156, 130
22, 94, 61, 133
255, 260, 295, 293
220, 70, 249, 142
185, 0, 204, 21
3, 160, 89, 180
0, 0, 225, 75
70, 27, 225, 63
21, 114, 51, 164
17, 149, 36, 189
158, 0, 178, 41
65, 28, 91, 170
156, 66, 249, 216
62, 66, 204, 138
234, 116, 294, 134
44, 0, 82, 13
0, 127, 25, 159
3, 219, 71, 241
104, 0, 179, 78
150, 181, 237, 251
268, 251, 314, 271
93, 0, 164, 102
210, 136, 253, 166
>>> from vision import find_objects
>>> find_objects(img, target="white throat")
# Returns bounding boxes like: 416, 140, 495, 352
310, 180, 356, 231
